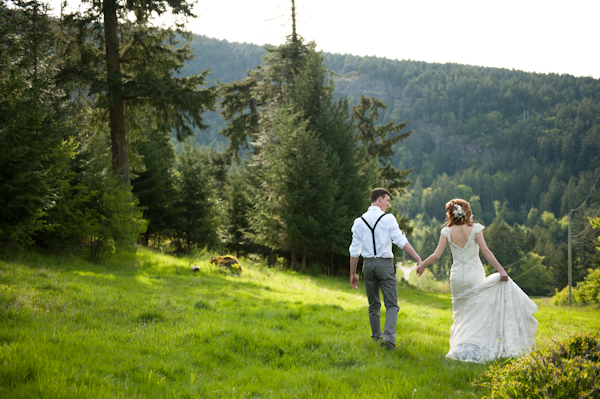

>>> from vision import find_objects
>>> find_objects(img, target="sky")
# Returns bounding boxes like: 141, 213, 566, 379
48, 0, 599, 79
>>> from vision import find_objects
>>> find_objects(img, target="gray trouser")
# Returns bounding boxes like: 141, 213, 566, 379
363, 257, 399, 345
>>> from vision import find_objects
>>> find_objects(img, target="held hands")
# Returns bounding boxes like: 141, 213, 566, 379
415, 261, 425, 277
350, 274, 359, 289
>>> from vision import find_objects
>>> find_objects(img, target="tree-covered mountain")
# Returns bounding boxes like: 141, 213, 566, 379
181, 36, 265, 151
186, 35, 599, 220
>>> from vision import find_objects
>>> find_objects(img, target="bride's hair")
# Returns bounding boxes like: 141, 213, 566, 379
445, 199, 473, 227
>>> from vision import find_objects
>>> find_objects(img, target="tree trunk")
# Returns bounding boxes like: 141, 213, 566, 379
291, 248, 297, 270
301, 250, 306, 272
103, 0, 129, 185
291, 0, 297, 43
141, 230, 149, 245
187, 229, 191, 253
330, 252, 333, 276
250, 97, 258, 115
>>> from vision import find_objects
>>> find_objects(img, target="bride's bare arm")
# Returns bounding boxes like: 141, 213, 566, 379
475, 232, 509, 281
416, 234, 447, 276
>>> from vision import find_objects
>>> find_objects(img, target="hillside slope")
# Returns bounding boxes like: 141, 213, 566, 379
1, 248, 599, 397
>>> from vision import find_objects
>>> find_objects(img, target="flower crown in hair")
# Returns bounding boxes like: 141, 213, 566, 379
453, 204, 466, 220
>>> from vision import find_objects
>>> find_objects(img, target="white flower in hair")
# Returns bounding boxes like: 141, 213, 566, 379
453, 204, 466, 219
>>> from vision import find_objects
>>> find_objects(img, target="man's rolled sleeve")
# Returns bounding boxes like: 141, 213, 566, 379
349, 220, 362, 257
389, 219, 408, 249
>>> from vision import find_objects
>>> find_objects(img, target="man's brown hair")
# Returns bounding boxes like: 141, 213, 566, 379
370, 188, 391, 203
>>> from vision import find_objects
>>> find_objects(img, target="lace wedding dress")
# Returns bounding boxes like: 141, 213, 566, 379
443, 223, 538, 363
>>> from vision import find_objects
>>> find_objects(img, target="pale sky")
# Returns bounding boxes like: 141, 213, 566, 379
49, 0, 599, 79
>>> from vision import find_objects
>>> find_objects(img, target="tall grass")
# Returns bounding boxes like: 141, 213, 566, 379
0, 248, 598, 398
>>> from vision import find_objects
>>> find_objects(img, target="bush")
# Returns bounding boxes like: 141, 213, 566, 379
553, 268, 600, 306
477, 331, 600, 398
577, 269, 600, 305
553, 286, 571, 305
210, 255, 243, 275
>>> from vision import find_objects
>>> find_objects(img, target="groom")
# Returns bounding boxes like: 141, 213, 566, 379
349, 188, 422, 350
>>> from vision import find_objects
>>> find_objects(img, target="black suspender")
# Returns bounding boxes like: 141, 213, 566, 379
360, 213, 389, 257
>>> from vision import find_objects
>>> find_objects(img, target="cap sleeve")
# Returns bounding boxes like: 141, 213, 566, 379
441, 226, 451, 240
472, 223, 485, 235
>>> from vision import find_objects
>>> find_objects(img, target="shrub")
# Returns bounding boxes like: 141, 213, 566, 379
553, 268, 600, 306
477, 331, 600, 398
577, 269, 600, 305
210, 255, 242, 275
552, 286, 571, 306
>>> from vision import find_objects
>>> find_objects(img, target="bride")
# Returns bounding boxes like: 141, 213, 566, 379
416, 199, 538, 363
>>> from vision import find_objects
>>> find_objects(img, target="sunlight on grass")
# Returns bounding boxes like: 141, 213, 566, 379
75, 271, 116, 280
0, 247, 598, 398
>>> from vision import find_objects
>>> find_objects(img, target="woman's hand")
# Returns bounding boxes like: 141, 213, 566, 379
500, 272, 509, 281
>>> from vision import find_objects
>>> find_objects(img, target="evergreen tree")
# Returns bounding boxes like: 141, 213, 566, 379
219, 33, 311, 160
244, 104, 338, 270
43, 115, 147, 257
220, 25, 374, 270
218, 17, 414, 270
353, 95, 412, 194
131, 128, 177, 245
0, 1, 74, 246
221, 167, 256, 257
172, 141, 218, 253
57, 0, 218, 185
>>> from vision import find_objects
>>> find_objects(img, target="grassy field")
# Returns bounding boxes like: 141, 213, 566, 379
0, 248, 598, 398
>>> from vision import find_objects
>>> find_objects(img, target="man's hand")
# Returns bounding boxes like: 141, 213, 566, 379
349, 257, 359, 289
350, 274, 359, 289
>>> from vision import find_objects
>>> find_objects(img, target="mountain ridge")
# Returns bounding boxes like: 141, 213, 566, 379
183, 34, 600, 225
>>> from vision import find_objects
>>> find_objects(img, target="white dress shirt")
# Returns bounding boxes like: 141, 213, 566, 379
349, 206, 408, 258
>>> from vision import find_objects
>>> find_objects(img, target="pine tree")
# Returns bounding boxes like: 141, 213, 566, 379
218, 2, 412, 270
222, 167, 255, 257
0, 1, 74, 246
57, 0, 218, 185
219, 36, 311, 160
245, 104, 340, 269
172, 141, 218, 253
353, 95, 413, 195
235, 40, 371, 268
131, 128, 177, 245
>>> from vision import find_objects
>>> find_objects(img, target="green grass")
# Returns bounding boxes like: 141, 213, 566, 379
0, 249, 598, 398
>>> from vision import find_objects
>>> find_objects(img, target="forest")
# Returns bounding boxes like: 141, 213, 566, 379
1, 0, 599, 298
